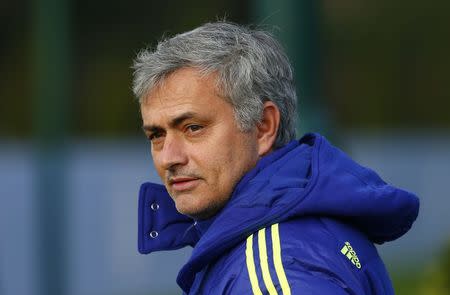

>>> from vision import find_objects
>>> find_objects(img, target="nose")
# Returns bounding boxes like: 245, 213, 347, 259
157, 134, 188, 171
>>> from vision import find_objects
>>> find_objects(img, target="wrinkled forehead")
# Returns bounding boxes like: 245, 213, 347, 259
140, 67, 226, 105
140, 67, 236, 126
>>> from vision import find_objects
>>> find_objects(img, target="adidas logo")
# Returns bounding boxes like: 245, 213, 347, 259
340, 241, 361, 269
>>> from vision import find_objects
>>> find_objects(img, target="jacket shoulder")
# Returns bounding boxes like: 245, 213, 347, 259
199, 217, 393, 295
277, 217, 394, 295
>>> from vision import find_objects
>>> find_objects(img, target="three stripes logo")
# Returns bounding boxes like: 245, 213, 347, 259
340, 241, 361, 269
245, 223, 291, 295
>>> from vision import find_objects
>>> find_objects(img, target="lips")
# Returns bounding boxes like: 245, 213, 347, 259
169, 177, 200, 192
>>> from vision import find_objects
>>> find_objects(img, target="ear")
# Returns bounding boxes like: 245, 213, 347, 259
257, 101, 280, 156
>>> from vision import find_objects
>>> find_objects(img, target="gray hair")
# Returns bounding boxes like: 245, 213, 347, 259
132, 21, 297, 148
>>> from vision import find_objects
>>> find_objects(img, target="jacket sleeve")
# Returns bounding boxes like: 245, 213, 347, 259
223, 223, 355, 295
226, 259, 353, 294
227, 265, 352, 295
285, 272, 352, 295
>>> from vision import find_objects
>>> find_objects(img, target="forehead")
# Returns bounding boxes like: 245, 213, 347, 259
140, 68, 233, 124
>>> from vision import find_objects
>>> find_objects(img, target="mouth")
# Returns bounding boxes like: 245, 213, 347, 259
169, 177, 201, 192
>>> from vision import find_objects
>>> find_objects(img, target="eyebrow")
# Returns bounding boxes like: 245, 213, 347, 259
142, 111, 199, 132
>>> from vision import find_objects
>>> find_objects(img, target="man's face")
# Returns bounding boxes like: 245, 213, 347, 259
141, 67, 259, 219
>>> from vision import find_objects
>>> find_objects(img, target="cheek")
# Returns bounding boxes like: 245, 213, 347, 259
151, 152, 166, 181
207, 141, 251, 192
192, 145, 231, 191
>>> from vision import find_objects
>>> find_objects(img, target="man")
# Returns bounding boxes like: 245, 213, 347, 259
132, 22, 419, 294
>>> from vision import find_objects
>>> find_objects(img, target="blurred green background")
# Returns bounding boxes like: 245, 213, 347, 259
1, 0, 449, 138
1, 0, 449, 294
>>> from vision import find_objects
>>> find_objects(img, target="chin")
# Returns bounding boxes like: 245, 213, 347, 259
172, 190, 228, 219
176, 204, 210, 220
174, 196, 203, 217
175, 200, 219, 220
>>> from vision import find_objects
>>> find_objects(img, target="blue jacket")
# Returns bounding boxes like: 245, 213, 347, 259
138, 133, 419, 294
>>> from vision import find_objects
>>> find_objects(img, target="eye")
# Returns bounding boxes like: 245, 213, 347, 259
186, 124, 203, 133
147, 131, 164, 142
